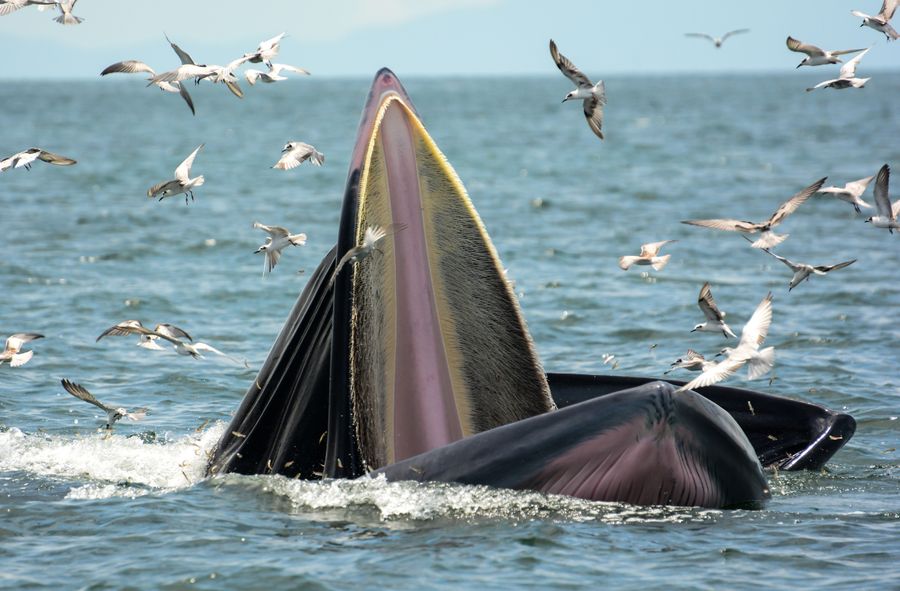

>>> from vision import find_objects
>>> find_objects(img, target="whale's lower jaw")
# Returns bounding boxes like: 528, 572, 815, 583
206, 69, 855, 508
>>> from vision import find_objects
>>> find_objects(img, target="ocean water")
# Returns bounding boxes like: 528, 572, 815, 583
1, 73, 898, 589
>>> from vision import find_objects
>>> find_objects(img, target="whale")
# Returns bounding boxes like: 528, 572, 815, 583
207, 69, 855, 508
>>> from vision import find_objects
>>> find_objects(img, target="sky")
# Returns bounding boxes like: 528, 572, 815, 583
0, 0, 897, 79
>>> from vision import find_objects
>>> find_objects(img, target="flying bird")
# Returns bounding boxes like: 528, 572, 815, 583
852, 1, 899, 40
817, 174, 875, 213
755, 244, 856, 291
329, 224, 407, 287
682, 177, 826, 248
100, 60, 195, 115
0, 333, 43, 367
684, 29, 749, 48
60, 379, 148, 430
147, 144, 205, 204
96, 320, 192, 345
806, 48, 872, 91
272, 141, 324, 170
97, 320, 247, 366
691, 282, 736, 338
0, 0, 57, 17
664, 349, 713, 375
676, 293, 775, 392
617, 240, 676, 271
0, 147, 76, 172
244, 32, 286, 67
253, 222, 308, 275
785, 36, 866, 67
245, 63, 309, 85
549, 39, 606, 140
865, 164, 900, 233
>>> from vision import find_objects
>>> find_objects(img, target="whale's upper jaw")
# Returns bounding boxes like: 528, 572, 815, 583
328, 68, 554, 474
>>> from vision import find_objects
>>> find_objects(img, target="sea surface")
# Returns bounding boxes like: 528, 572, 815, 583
1, 73, 898, 590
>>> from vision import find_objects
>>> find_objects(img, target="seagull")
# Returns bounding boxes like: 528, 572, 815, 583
244, 32, 286, 68
786, 36, 866, 67
684, 29, 750, 48
865, 163, 900, 233
97, 320, 192, 345
60, 379, 148, 430
147, 144, 205, 204
253, 222, 308, 275
664, 349, 713, 374
817, 174, 875, 213
245, 62, 310, 85
676, 293, 774, 392
97, 320, 247, 366
691, 282, 736, 338
682, 177, 826, 248
272, 141, 324, 170
549, 39, 606, 140
806, 48, 872, 91
754, 243, 857, 291
852, 1, 899, 40
100, 60, 195, 115
329, 224, 407, 287
0, 147, 76, 172
0, 333, 43, 367
0, 0, 57, 17
617, 240, 676, 271
52, 0, 81, 24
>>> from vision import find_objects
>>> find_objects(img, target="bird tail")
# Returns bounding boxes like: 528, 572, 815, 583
650, 254, 671, 271
55, 13, 83, 25
746, 347, 775, 380
311, 150, 325, 166
289, 233, 308, 246
193, 175, 205, 187
618, 256, 639, 270
751, 232, 787, 249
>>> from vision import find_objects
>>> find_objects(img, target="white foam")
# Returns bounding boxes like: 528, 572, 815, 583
222, 473, 718, 524
0, 423, 226, 499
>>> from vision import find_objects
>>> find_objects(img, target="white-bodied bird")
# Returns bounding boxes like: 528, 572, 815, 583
245, 63, 309, 85
618, 240, 676, 271
818, 174, 875, 213
786, 36, 866, 67
756, 244, 856, 291
664, 349, 714, 374
682, 177, 826, 248
685, 29, 749, 48
329, 224, 407, 287
806, 48, 872, 91
691, 282, 737, 338
253, 222, 308, 275
147, 144, 205, 204
0, 333, 43, 367
272, 141, 324, 170
61, 379, 148, 430
865, 163, 900, 233
549, 39, 606, 140
852, 1, 899, 40
0, 147, 76, 172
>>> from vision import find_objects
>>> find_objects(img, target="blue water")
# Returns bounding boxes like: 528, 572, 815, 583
1, 73, 898, 589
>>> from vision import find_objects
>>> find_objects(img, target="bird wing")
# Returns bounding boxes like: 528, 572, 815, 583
873, 164, 892, 217
257, 32, 286, 53
165, 34, 196, 65
831, 47, 867, 57
253, 221, 290, 238
721, 29, 750, 41
768, 177, 825, 226
583, 92, 605, 140
639, 239, 675, 257
697, 282, 725, 322
755, 242, 800, 271
265, 248, 282, 273
851, 10, 872, 19
174, 144, 203, 182
549, 39, 594, 88
880, 0, 899, 20
685, 33, 715, 43
61, 379, 113, 412
96, 320, 151, 341
154, 323, 193, 342
813, 259, 857, 274
738, 293, 773, 350
847, 175, 875, 194
192, 342, 246, 366
273, 151, 301, 169
785, 36, 823, 56
0, 1, 27, 17
126, 408, 149, 421
681, 218, 755, 232
36, 149, 76, 166
100, 60, 156, 76
839, 47, 869, 79
224, 79, 244, 99
5, 332, 43, 352
271, 63, 310, 76
677, 358, 743, 392
8, 350, 34, 367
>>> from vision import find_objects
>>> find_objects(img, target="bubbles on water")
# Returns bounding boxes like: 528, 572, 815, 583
0, 422, 227, 499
